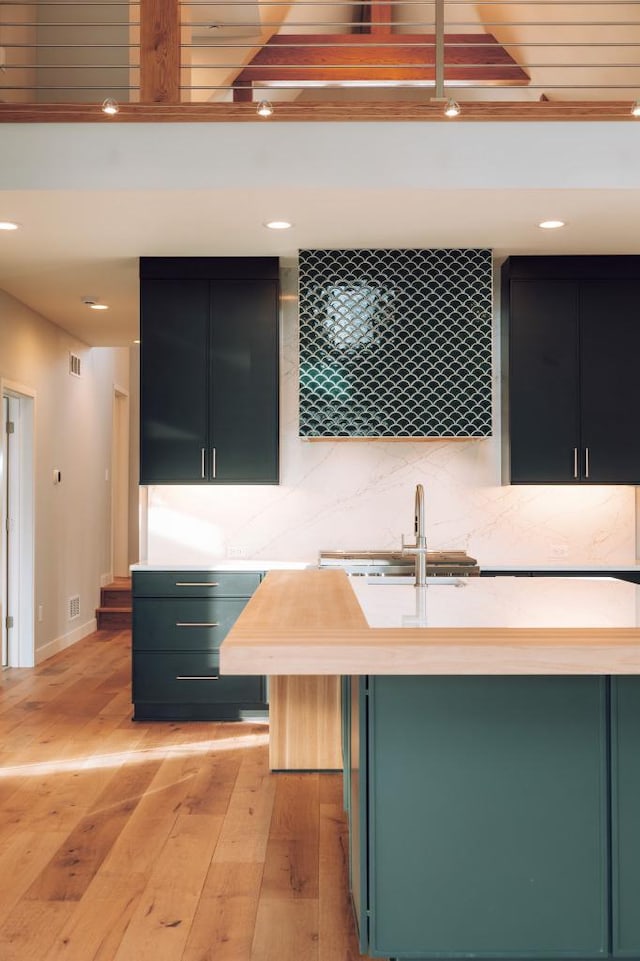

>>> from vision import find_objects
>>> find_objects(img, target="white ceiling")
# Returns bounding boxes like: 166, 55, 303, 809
1, 121, 640, 346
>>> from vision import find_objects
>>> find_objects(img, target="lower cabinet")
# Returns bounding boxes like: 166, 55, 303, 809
610, 677, 640, 957
345, 674, 640, 961
132, 570, 267, 721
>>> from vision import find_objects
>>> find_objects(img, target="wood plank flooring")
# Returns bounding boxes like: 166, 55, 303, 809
0, 628, 378, 961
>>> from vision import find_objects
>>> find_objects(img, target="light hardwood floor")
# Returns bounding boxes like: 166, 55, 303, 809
0, 628, 377, 961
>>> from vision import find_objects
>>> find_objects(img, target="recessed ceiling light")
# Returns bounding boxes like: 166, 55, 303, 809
81, 295, 109, 310
0, 221, 20, 231
538, 220, 566, 230
264, 220, 293, 230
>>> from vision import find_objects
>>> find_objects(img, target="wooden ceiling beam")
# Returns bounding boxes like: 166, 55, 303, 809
140, 0, 181, 103
369, 1, 393, 34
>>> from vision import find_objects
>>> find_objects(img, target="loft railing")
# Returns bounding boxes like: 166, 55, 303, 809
0, 0, 140, 102
1, 0, 639, 119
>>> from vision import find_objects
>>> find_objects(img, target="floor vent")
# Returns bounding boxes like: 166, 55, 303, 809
69, 352, 82, 377
69, 595, 80, 620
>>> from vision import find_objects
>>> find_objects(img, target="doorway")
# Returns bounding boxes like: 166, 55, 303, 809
111, 386, 130, 579
1, 384, 35, 668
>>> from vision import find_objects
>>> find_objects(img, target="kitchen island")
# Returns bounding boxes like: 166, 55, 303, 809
221, 570, 640, 961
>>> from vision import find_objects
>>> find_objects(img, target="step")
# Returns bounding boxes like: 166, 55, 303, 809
100, 578, 132, 609
96, 606, 132, 631
101, 588, 132, 609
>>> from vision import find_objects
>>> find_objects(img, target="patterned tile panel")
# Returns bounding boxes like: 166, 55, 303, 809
298, 248, 493, 438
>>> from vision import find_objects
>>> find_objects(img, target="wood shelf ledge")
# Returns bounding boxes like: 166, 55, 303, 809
1, 100, 639, 123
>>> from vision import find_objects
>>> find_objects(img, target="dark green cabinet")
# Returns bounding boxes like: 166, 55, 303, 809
610, 677, 640, 957
132, 570, 267, 721
140, 257, 279, 485
346, 672, 640, 961
502, 256, 640, 484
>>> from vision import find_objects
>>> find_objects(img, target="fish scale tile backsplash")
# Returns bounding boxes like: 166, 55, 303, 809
298, 248, 493, 438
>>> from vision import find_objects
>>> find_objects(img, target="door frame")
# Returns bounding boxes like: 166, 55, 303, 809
1, 380, 36, 668
110, 384, 130, 579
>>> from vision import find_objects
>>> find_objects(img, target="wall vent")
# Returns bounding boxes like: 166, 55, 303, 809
68, 595, 80, 620
69, 352, 82, 377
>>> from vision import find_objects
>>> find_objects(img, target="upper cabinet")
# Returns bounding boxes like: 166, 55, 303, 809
140, 257, 279, 485
298, 248, 493, 439
502, 256, 640, 485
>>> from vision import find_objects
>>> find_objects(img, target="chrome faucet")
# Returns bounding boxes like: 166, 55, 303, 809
402, 483, 428, 586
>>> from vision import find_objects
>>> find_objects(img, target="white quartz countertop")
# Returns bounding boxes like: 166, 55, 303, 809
131, 561, 640, 574
350, 575, 640, 629
481, 564, 640, 573
130, 560, 312, 572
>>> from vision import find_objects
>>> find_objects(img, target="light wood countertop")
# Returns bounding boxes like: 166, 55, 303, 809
220, 569, 640, 675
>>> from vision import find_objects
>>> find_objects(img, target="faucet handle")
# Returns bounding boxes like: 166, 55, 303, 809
401, 534, 428, 555
401, 533, 415, 554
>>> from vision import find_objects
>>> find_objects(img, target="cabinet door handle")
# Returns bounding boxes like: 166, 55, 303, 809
175, 675, 219, 681
201, 447, 206, 479
585, 447, 590, 479
175, 582, 220, 587
175, 622, 220, 628
211, 447, 216, 479
573, 447, 578, 479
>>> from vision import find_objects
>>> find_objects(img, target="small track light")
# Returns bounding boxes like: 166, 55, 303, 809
102, 98, 119, 116
444, 98, 461, 118
257, 100, 274, 118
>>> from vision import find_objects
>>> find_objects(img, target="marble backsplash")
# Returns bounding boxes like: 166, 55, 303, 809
145, 263, 636, 567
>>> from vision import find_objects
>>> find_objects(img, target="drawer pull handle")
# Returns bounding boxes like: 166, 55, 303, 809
175, 582, 220, 588
176, 622, 220, 628
175, 675, 219, 681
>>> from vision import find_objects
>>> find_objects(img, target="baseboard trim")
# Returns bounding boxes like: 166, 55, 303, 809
35, 617, 98, 664
100, 571, 114, 588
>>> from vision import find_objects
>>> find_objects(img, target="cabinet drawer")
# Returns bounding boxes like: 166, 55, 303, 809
133, 571, 261, 598
133, 652, 264, 704
133, 597, 249, 651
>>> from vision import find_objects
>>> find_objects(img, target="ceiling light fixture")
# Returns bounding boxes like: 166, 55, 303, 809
0, 221, 20, 231
81, 295, 109, 310
444, 98, 461, 118
264, 220, 293, 230
101, 98, 119, 116
631, 100, 640, 117
538, 220, 566, 230
256, 100, 274, 118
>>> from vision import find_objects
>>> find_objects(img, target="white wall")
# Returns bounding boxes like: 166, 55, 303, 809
146, 262, 636, 566
0, 288, 130, 660
128, 343, 140, 566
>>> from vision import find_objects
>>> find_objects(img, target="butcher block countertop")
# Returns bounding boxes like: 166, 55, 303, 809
220, 569, 640, 676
